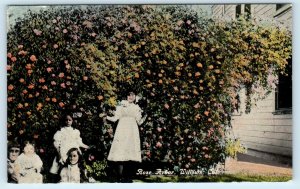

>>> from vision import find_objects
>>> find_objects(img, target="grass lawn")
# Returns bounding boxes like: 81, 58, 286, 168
133, 174, 292, 182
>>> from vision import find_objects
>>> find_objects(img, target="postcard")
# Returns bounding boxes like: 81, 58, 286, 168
6, 4, 292, 183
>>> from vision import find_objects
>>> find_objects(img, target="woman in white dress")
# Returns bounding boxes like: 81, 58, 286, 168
105, 91, 145, 181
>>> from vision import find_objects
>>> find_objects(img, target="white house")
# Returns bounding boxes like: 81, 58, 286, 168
212, 4, 292, 164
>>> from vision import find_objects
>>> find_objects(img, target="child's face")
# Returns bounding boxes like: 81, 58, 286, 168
9, 147, 20, 161
66, 115, 73, 126
127, 93, 136, 103
24, 144, 34, 155
69, 150, 79, 165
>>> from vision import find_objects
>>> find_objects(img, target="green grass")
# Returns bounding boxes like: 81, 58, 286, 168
133, 174, 292, 183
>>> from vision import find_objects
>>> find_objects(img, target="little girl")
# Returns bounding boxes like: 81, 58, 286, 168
50, 114, 89, 175
14, 141, 43, 183
60, 148, 87, 183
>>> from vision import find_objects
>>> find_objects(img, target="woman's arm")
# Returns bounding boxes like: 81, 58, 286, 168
106, 106, 121, 122
136, 105, 147, 125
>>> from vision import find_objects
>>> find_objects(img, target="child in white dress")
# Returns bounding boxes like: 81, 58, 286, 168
14, 141, 43, 183
50, 114, 89, 175
60, 148, 87, 183
105, 91, 146, 181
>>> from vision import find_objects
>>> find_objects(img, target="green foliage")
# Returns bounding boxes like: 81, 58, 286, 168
7, 5, 292, 181
225, 138, 247, 159
85, 160, 107, 181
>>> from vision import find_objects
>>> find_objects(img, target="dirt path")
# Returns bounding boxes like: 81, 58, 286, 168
225, 154, 292, 176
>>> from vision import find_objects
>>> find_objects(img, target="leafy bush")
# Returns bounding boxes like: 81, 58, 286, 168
85, 160, 107, 182
225, 138, 247, 159
7, 5, 291, 180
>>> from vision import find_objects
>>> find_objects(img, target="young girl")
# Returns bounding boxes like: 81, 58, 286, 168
50, 114, 89, 176
14, 141, 43, 183
105, 91, 146, 181
60, 148, 87, 183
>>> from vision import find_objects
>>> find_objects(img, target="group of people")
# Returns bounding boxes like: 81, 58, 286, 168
8, 91, 146, 183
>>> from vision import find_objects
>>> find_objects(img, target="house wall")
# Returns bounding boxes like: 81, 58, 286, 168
232, 90, 292, 161
211, 4, 292, 162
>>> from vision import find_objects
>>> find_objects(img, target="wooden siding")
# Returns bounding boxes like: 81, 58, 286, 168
275, 6, 292, 31
232, 91, 292, 157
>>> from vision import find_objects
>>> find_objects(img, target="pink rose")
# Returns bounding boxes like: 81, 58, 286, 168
58, 73, 64, 78
46, 67, 52, 72
33, 29, 42, 36
63, 29, 68, 33
59, 102, 65, 107
60, 83, 66, 88
164, 103, 169, 109
146, 151, 151, 157
145, 142, 150, 148
156, 142, 162, 148
88, 155, 95, 161
7, 65, 12, 71
53, 44, 59, 49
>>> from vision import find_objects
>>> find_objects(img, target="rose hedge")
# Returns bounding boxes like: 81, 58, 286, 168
7, 5, 291, 179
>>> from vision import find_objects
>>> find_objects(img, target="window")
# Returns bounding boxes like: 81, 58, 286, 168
275, 58, 292, 110
245, 4, 251, 18
236, 4, 242, 18
276, 4, 286, 11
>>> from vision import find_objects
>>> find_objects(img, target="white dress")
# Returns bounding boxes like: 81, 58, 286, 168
107, 100, 144, 162
50, 127, 86, 174
53, 126, 86, 163
14, 153, 43, 183
60, 164, 80, 183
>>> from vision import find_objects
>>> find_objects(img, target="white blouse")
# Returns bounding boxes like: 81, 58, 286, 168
60, 164, 80, 183
53, 127, 86, 163
107, 100, 144, 124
